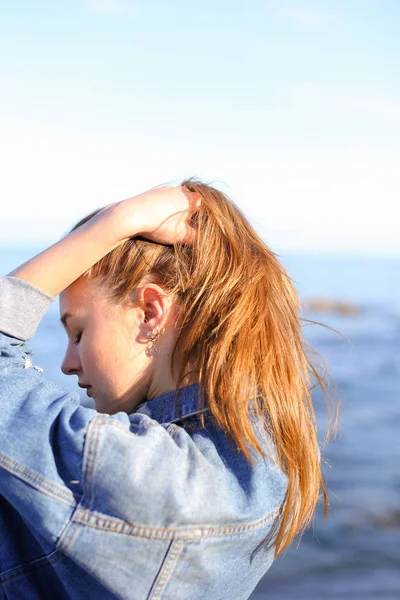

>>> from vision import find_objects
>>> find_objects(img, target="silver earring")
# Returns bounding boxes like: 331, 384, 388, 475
146, 326, 165, 356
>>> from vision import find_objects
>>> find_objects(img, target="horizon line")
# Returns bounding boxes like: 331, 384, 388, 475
0, 241, 399, 261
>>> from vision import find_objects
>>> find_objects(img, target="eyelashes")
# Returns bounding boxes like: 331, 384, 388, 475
74, 332, 82, 345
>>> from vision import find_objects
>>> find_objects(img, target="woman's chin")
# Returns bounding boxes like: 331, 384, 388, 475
93, 397, 116, 415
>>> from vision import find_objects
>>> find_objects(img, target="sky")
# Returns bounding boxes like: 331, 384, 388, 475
1, 0, 399, 255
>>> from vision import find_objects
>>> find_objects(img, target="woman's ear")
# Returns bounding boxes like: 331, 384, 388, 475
140, 284, 169, 330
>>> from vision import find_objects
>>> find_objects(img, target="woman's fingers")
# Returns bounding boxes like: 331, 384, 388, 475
181, 186, 201, 209
113, 186, 201, 245
86, 186, 202, 246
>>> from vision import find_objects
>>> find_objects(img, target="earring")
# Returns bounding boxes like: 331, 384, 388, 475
146, 326, 165, 356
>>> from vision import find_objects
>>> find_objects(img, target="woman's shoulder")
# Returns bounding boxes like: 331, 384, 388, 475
130, 385, 287, 527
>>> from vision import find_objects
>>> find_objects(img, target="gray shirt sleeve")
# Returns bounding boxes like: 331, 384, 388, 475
0, 276, 55, 341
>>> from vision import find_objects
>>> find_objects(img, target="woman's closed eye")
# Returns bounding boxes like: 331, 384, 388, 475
74, 332, 82, 345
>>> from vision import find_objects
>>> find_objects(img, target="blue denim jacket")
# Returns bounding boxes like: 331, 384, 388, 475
0, 276, 287, 599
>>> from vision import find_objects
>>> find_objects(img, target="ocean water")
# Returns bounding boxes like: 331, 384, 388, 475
251, 254, 400, 599
1, 246, 399, 599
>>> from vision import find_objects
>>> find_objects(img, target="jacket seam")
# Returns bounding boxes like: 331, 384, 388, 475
148, 539, 185, 600
0, 452, 77, 507
81, 413, 103, 510
165, 423, 180, 438
58, 518, 81, 554
70, 506, 281, 540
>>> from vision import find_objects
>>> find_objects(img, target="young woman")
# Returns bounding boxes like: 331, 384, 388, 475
0, 180, 331, 599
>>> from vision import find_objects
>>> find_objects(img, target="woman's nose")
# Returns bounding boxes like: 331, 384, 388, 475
61, 342, 81, 375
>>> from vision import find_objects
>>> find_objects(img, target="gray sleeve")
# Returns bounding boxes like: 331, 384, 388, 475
0, 276, 55, 341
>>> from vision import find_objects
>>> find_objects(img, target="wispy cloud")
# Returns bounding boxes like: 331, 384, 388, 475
83, 0, 132, 15
279, 3, 343, 28
294, 83, 400, 122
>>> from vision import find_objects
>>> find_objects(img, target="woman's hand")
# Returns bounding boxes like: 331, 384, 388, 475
114, 185, 200, 245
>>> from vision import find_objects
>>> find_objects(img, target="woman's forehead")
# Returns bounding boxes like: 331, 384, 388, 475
59, 277, 99, 313
59, 277, 128, 321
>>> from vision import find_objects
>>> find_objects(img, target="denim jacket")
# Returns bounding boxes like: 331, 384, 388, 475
0, 276, 287, 599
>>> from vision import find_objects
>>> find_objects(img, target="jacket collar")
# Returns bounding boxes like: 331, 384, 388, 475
133, 383, 210, 425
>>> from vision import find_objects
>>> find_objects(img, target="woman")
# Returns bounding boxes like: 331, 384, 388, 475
0, 179, 331, 599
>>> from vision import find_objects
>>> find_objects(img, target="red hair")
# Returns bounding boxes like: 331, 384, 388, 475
71, 178, 337, 556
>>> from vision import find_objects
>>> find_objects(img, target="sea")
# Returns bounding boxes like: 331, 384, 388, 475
1, 246, 399, 600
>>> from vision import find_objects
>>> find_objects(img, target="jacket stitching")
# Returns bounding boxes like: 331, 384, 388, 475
81, 414, 103, 509
148, 539, 185, 600
165, 423, 180, 438
0, 452, 77, 507
58, 519, 81, 554
71, 507, 281, 540
102, 420, 130, 434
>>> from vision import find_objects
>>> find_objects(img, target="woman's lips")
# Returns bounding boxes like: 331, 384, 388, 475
78, 383, 93, 397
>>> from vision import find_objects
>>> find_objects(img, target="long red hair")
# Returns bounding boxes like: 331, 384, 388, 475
71, 177, 336, 556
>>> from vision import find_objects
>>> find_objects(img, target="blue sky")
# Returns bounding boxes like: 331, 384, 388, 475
1, 0, 399, 255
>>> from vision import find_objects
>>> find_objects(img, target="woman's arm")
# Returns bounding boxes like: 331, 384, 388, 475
8, 185, 194, 297
8, 205, 123, 297
0, 183, 209, 589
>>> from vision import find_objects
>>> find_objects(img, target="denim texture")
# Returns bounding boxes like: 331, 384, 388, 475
0, 277, 287, 599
